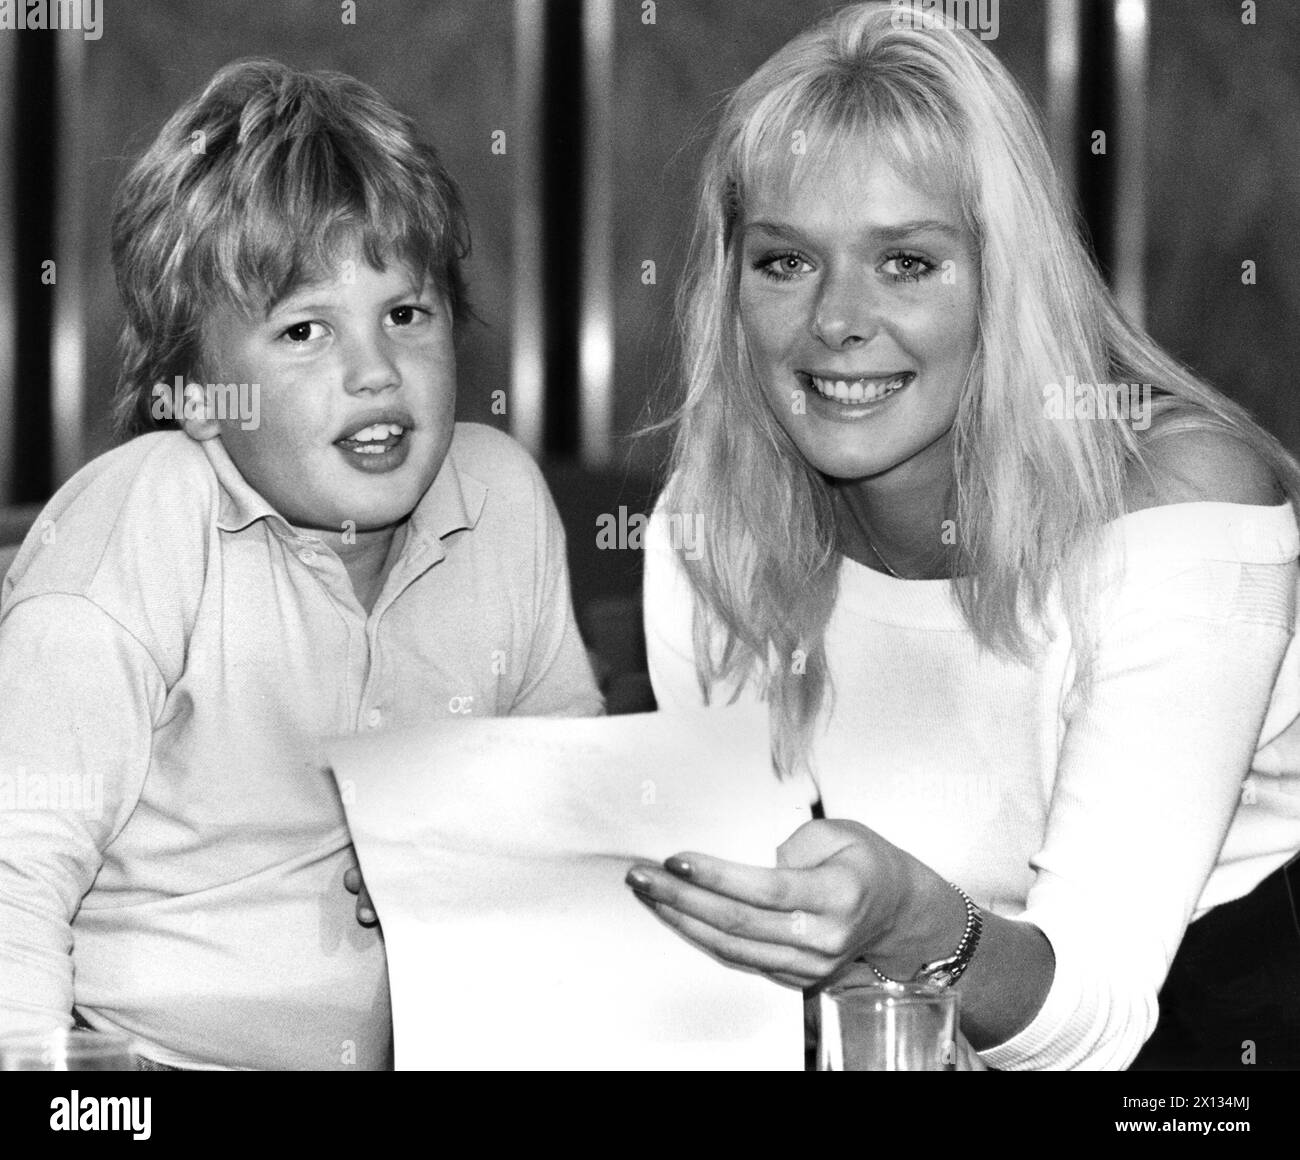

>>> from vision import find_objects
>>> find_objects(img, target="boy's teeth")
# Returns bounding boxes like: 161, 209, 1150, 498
349, 422, 405, 442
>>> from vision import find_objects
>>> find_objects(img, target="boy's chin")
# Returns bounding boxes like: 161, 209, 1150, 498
318, 496, 423, 536
325, 459, 445, 528
284, 489, 427, 539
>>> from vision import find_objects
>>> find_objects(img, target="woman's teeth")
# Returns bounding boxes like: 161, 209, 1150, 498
809, 374, 910, 403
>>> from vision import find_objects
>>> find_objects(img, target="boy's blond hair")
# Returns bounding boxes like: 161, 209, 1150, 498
110, 57, 471, 437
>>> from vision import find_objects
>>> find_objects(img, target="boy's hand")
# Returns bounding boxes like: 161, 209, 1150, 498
344, 865, 378, 927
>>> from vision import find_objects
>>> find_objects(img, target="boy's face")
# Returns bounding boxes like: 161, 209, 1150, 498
188, 249, 456, 535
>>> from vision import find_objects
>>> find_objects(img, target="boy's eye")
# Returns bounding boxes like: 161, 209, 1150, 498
281, 321, 325, 343
388, 304, 431, 327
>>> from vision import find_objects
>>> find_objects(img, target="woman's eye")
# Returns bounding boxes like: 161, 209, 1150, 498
881, 252, 936, 282
755, 252, 813, 282
281, 321, 325, 344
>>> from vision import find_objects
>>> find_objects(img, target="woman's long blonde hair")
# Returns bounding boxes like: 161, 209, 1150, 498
663, 2, 1300, 775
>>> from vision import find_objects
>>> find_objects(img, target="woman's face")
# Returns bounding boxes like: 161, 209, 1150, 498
737, 147, 979, 487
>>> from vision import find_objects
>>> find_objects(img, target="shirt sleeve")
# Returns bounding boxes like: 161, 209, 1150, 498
0, 594, 163, 1035
507, 465, 605, 719
982, 522, 1297, 1070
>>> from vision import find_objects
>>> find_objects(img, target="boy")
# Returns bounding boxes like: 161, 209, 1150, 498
0, 59, 602, 1069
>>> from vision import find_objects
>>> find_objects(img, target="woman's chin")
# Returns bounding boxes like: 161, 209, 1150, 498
795, 442, 898, 484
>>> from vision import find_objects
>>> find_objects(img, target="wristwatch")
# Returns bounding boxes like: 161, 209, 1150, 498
862, 882, 983, 989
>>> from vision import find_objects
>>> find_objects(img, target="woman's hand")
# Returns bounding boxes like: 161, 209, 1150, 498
344, 864, 378, 927
624, 818, 960, 990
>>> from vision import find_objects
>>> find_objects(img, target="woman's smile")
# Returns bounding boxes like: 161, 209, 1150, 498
738, 148, 978, 483
801, 370, 915, 415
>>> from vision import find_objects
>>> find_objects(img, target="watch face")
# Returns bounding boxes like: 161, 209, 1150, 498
923, 968, 958, 989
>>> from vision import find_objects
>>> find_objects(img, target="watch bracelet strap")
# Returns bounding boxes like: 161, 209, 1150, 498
861, 882, 983, 988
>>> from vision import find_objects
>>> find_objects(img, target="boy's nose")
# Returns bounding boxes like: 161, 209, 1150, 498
344, 334, 401, 395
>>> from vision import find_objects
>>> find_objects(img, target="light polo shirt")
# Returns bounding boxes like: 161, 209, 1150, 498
0, 423, 602, 1069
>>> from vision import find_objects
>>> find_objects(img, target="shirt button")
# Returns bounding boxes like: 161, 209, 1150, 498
299, 549, 318, 565
367, 708, 383, 729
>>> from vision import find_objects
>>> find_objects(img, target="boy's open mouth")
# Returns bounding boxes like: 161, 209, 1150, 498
334, 412, 414, 474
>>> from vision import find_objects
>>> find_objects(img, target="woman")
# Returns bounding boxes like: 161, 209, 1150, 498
624, 2, 1300, 1069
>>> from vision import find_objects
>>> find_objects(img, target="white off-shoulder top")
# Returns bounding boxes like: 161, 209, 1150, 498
645, 499, 1300, 1070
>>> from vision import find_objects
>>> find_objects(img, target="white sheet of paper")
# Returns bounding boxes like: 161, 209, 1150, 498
328, 705, 809, 1070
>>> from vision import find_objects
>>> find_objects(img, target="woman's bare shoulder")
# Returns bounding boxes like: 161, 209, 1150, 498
1126, 419, 1285, 513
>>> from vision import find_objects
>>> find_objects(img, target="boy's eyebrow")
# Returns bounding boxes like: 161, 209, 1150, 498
744, 218, 964, 245
268, 284, 434, 317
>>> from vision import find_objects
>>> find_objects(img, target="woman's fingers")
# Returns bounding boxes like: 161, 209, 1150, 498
632, 894, 825, 989
638, 850, 818, 911
626, 863, 809, 948
344, 864, 378, 926
625, 860, 866, 963
356, 882, 377, 926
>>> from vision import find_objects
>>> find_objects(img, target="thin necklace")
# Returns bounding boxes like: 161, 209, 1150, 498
837, 491, 911, 579
864, 531, 907, 579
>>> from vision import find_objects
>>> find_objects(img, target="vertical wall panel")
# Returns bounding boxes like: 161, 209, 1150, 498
1113, 0, 1149, 327
1146, 0, 1300, 454
52, 32, 86, 486
0, 33, 15, 503
580, 0, 615, 468
511, 0, 545, 457
1046, 0, 1082, 192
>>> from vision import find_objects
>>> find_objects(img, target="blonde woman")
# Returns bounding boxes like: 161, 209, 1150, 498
625, 2, 1300, 1070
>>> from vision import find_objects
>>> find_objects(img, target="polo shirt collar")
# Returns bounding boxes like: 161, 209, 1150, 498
206, 438, 290, 535
408, 443, 487, 556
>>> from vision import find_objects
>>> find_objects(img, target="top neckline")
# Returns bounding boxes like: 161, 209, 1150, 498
835, 500, 1298, 627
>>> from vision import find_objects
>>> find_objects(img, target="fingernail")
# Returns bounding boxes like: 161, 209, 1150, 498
625, 868, 652, 890
664, 856, 693, 879
359, 908, 376, 924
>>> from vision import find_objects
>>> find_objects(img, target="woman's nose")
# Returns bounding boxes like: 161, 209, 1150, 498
811, 268, 880, 349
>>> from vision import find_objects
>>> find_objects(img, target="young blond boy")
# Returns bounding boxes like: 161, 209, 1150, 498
0, 59, 602, 1069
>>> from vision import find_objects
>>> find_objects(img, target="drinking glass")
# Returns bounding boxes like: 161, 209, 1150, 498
819, 981, 959, 1071
0, 1028, 139, 1071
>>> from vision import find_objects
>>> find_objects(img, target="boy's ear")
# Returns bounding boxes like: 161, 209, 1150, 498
179, 381, 222, 442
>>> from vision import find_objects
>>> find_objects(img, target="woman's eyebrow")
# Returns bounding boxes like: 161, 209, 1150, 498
744, 218, 964, 245
743, 220, 808, 244
871, 219, 964, 243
